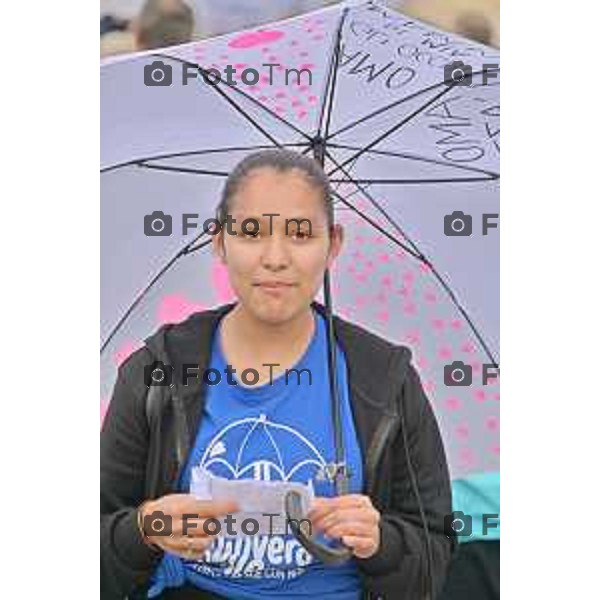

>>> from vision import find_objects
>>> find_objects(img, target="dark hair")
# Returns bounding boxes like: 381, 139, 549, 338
217, 149, 334, 227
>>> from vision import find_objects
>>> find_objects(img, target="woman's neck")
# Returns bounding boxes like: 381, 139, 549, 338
220, 303, 316, 365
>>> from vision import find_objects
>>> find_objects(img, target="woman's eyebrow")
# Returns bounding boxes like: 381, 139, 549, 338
231, 213, 325, 228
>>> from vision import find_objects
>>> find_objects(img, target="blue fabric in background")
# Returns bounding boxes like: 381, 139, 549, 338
451, 472, 500, 544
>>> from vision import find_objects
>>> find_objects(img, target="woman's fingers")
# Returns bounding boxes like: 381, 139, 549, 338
170, 515, 228, 537
341, 534, 378, 559
145, 498, 239, 537
306, 495, 381, 560
161, 532, 215, 560
308, 495, 374, 524
322, 520, 375, 540
312, 506, 379, 532
192, 499, 240, 517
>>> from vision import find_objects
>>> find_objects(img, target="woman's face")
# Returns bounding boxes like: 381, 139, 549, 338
213, 167, 343, 325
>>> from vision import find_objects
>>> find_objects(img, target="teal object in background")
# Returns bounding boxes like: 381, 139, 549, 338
451, 472, 500, 543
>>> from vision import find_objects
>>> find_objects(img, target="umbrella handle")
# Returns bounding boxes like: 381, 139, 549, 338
285, 490, 353, 566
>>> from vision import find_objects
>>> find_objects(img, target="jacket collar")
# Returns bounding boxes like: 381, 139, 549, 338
145, 301, 406, 416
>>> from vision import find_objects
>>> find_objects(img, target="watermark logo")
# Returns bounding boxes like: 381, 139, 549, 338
144, 211, 173, 236
144, 61, 173, 87
145, 361, 174, 387
444, 211, 472, 236
143, 211, 313, 238
143, 510, 173, 536
444, 61, 499, 87
143, 60, 313, 88
142, 510, 312, 538
144, 360, 313, 388
445, 61, 473, 86
443, 212, 499, 237
444, 511, 499, 539
443, 361, 499, 387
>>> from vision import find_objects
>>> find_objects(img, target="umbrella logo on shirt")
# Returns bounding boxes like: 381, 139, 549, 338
198, 413, 328, 483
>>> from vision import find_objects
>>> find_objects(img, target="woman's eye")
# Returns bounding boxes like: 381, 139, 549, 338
292, 231, 311, 241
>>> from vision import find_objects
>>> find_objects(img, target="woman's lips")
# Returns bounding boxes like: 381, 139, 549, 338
254, 282, 295, 294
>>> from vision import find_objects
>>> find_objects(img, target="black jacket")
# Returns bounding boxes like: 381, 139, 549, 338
101, 302, 453, 599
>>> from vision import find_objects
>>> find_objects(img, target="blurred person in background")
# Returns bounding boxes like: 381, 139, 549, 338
398, 0, 499, 47
101, 1, 341, 48
194, 0, 339, 38
101, 14, 130, 36
133, 0, 194, 50
100, 29, 136, 57
101, 0, 194, 57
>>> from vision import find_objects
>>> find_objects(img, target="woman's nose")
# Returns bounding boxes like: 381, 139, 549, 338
260, 234, 290, 270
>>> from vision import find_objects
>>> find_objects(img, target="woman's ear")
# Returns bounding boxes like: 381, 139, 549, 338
326, 224, 344, 268
212, 230, 227, 263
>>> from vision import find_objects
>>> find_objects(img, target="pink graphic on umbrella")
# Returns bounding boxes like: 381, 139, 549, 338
228, 30, 285, 49
157, 294, 206, 325
212, 260, 236, 303
113, 340, 142, 367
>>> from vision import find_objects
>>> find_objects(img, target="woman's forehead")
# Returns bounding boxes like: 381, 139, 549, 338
229, 168, 327, 218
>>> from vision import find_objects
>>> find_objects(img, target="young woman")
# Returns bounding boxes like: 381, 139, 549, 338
101, 149, 453, 599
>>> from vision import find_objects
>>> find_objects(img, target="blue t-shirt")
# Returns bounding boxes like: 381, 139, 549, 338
148, 309, 364, 599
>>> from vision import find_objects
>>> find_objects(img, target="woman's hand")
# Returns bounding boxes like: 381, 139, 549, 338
307, 494, 381, 559
138, 494, 239, 560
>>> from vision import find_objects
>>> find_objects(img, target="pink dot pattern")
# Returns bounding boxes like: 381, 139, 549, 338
329, 206, 500, 477
103, 218, 499, 478
102, 8, 499, 478
176, 14, 335, 127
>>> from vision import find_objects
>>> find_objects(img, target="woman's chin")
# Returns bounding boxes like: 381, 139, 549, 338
245, 296, 308, 325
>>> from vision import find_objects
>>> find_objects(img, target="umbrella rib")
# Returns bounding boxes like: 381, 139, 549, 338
330, 152, 375, 205
327, 83, 457, 178
101, 143, 312, 174
332, 184, 366, 208
195, 81, 282, 148
314, 12, 339, 138
324, 148, 499, 368
316, 7, 349, 140
326, 142, 500, 179
330, 187, 423, 261
137, 163, 230, 177
311, 10, 353, 491
155, 53, 312, 143
327, 67, 499, 141
329, 176, 497, 184
100, 235, 212, 355
321, 10, 347, 144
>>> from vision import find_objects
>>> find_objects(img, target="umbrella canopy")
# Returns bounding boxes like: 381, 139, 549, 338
101, 0, 500, 481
